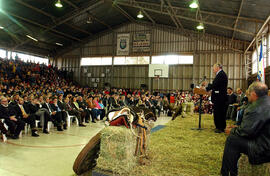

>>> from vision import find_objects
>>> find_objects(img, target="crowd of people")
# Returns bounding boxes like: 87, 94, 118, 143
0, 57, 198, 140
0, 56, 258, 141
1, 56, 270, 176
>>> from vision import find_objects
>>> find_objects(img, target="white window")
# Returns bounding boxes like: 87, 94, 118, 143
252, 50, 258, 74
164, 55, 178, 64
81, 57, 112, 66
0, 49, 6, 58
114, 56, 149, 65
101, 57, 112, 65
152, 54, 193, 65
179, 55, 194, 64
6, 51, 48, 65
114, 57, 125, 65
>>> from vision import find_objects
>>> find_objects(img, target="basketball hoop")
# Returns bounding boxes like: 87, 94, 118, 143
154, 75, 160, 80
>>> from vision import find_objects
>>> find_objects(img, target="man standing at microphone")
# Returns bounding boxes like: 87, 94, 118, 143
203, 63, 228, 133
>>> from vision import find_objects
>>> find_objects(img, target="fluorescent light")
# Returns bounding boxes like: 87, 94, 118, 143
189, 1, 198, 9
0, 26, 4, 29
26, 35, 38, 42
55, 0, 63, 8
56, 42, 63, 46
196, 23, 204, 30
137, 11, 144, 19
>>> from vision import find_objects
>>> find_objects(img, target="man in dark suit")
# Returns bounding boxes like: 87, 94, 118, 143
205, 63, 228, 133
13, 97, 39, 137
226, 87, 237, 120
62, 97, 86, 127
42, 96, 63, 131
221, 82, 270, 176
28, 96, 50, 134
0, 97, 25, 139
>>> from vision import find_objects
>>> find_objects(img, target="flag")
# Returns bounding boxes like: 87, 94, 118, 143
257, 42, 265, 83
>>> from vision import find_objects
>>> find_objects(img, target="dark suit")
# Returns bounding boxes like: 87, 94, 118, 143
0, 104, 25, 137
42, 103, 63, 127
206, 69, 228, 131
221, 96, 270, 175
62, 102, 82, 124
78, 100, 91, 122
28, 103, 50, 131
13, 104, 36, 129
50, 103, 66, 126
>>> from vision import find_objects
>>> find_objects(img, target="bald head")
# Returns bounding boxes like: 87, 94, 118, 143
248, 82, 268, 102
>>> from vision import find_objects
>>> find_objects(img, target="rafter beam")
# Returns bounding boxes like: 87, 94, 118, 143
6, 12, 81, 42
133, 1, 264, 23
87, 12, 113, 30
117, 1, 255, 36
55, 22, 130, 57
160, 0, 178, 28
15, 0, 92, 36
13, 0, 104, 49
132, 0, 156, 25
165, 0, 183, 29
62, 0, 79, 9
112, 3, 136, 23
65, 23, 92, 35
15, 0, 55, 21
231, 0, 245, 42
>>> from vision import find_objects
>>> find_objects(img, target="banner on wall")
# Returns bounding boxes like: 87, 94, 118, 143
257, 42, 265, 83
133, 33, 151, 52
116, 33, 130, 56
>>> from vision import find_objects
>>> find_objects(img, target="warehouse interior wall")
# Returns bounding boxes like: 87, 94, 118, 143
56, 23, 248, 91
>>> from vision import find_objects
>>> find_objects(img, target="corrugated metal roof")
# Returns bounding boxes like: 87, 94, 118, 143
0, 0, 269, 56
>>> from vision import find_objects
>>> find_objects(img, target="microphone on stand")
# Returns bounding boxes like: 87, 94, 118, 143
199, 76, 207, 85
196, 76, 207, 88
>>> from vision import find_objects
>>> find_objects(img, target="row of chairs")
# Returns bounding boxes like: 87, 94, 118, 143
0, 111, 80, 142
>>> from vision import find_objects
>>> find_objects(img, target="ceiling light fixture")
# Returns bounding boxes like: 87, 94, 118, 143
196, 23, 204, 30
86, 17, 92, 24
55, 0, 63, 8
26, 35, 38, 42
56, 42, 63, 46
137, 10, 144, 19
189, 1, 198, 9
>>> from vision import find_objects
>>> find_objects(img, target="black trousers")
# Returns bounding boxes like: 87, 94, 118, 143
84, 109, 91, 121
4, 118, 25, 136
61, 111, 67, 124
0, 121, 8, 134
51, 112, 63, 127
21, 115, 36, 129
68, 110, 82, 124
100, 109, 105, 120
213, 102, 227, 131
221, 135, 249, 176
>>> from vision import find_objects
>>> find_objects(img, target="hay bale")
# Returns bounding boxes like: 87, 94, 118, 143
238, 155, 270, 176
96, 126, 137, 175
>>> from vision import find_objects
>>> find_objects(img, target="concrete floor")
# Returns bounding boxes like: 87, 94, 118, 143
0, 116, 171, 176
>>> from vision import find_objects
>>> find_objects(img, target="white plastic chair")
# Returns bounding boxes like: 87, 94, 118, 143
1, 119, 7, 142
66, 111, 79, 127
24, 120, 40, 135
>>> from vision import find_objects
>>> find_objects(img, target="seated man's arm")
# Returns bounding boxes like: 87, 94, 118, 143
230, 107, 264, 138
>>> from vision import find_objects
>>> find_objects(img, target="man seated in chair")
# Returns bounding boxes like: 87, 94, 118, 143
221, 82, 270, 176
62, 97, 86, 127
13, 97, 39, 137
0, 97, 25, 139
